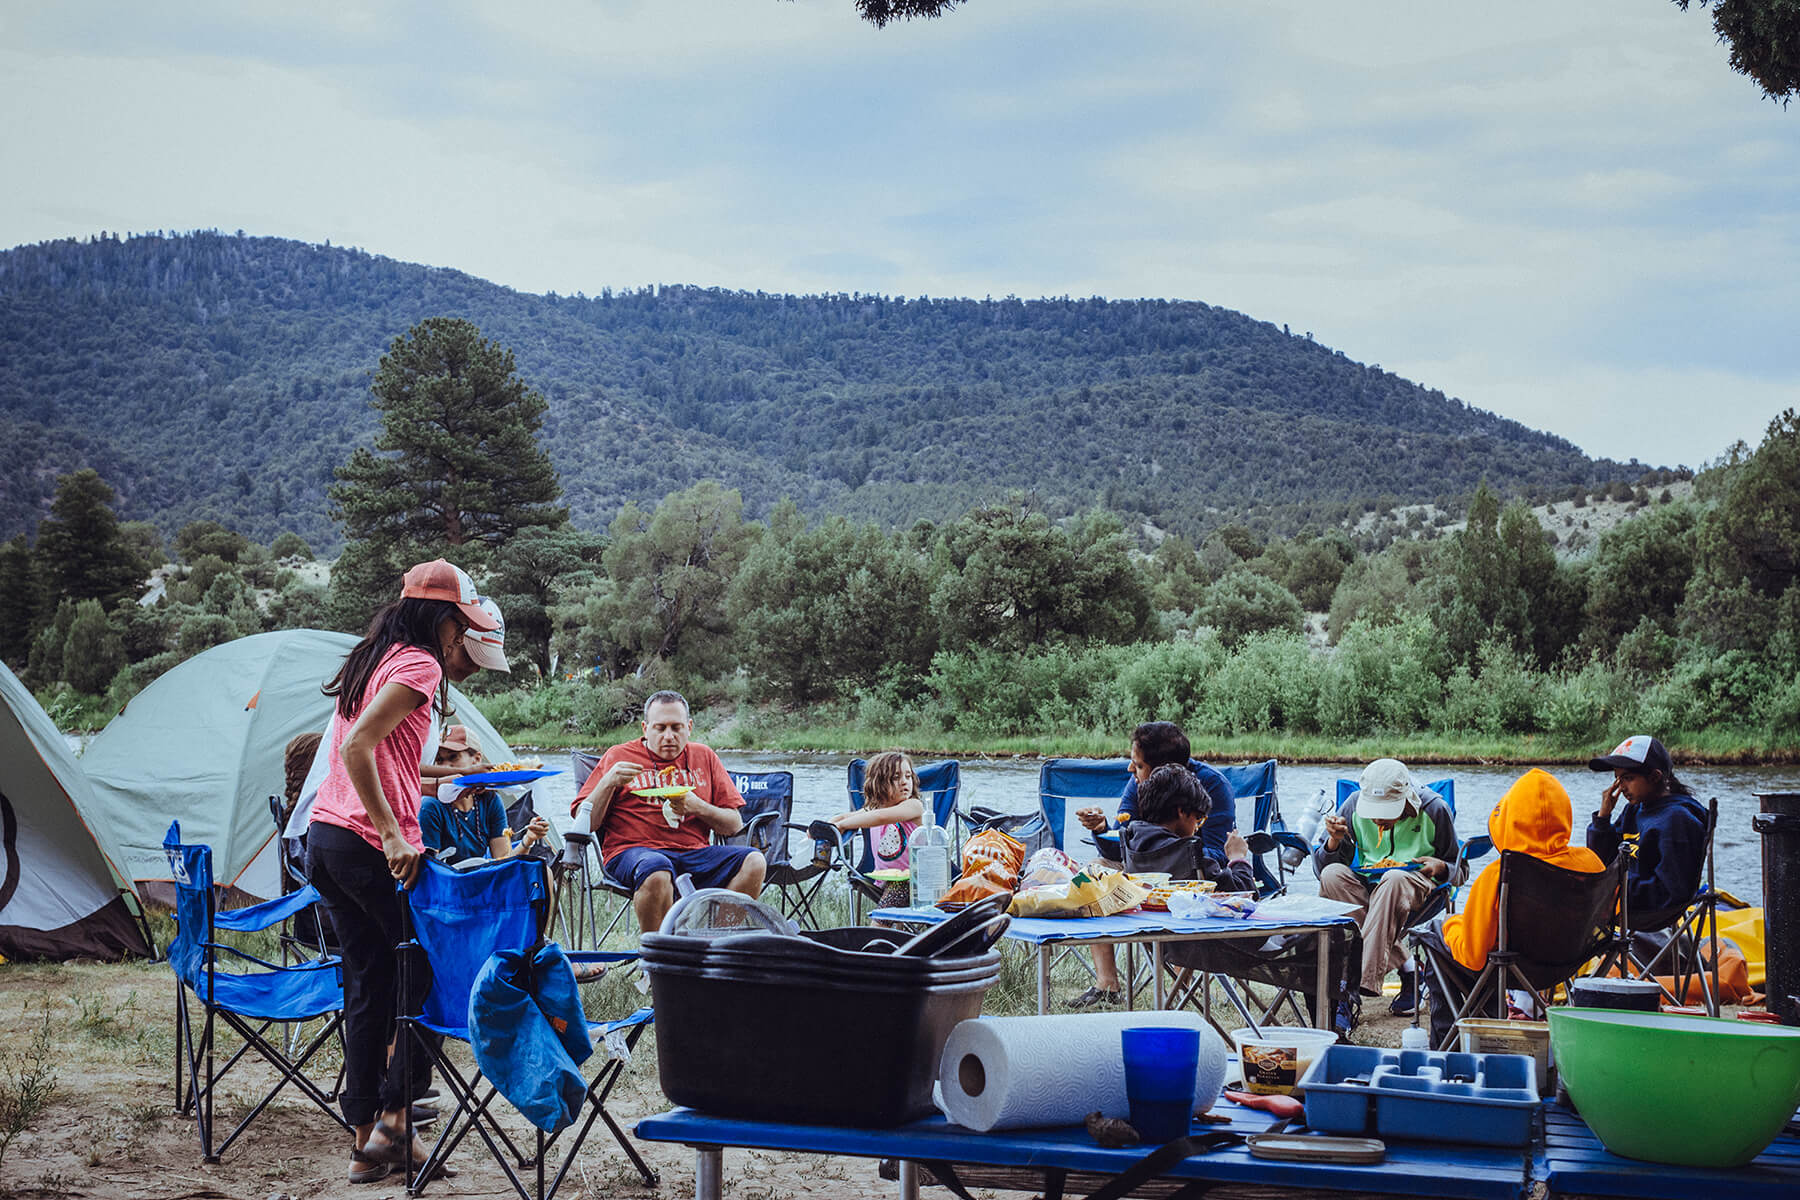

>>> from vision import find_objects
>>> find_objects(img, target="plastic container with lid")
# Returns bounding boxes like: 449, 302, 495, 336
1456, 1017, 1551, 1092
1229, 1025, 1339, 1095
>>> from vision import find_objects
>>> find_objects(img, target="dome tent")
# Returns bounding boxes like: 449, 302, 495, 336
0, 661, 151, 960
81, 629, 515, 901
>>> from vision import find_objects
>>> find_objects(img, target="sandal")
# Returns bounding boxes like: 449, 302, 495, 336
359, 1121, 414, 1165
348, 1148, 392, 1184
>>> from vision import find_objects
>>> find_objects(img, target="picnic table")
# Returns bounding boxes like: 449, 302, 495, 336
871, 903, 1354, 1028
637, 1099, 1800, 1200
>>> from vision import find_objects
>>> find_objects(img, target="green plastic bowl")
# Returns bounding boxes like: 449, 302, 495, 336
1548, 1007, 1800, 1168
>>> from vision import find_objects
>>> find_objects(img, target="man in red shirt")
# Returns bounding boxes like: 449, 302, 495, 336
571, 691, 766, 931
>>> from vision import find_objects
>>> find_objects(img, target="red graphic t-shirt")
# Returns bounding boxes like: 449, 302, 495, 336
572, 740, 744, 856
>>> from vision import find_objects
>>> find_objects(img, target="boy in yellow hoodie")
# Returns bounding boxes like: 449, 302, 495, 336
1426, 769, 1602, 1042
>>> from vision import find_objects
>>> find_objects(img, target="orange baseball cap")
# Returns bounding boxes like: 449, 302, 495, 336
399, 559, 499, 630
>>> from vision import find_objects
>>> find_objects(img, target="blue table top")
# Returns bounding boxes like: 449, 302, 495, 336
637, 1105, 1530, 1199
870, 904, 1354, 944
1540, 1102, 1800, 1200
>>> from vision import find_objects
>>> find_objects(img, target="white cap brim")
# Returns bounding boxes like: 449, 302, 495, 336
464, 634, 510, 673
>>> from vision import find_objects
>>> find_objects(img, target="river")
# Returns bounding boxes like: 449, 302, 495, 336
529, 752, 1796, 903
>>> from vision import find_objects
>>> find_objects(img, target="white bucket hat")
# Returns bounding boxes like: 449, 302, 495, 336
1357, 758, 1418, 821
462, 595, 510, 673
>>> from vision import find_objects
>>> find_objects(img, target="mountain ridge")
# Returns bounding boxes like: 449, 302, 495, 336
0, 230, 1645, 548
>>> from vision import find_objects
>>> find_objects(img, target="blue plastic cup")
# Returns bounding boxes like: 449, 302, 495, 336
1120, 1026, 1201, 1143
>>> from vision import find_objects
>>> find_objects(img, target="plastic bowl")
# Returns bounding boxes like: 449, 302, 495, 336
1549, 1007, 1800, 1168
1229, 1025, 1339, 1095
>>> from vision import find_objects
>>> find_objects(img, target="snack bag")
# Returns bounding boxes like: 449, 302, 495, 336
938, 828, 1027, 908
1019, 847, 1079, 890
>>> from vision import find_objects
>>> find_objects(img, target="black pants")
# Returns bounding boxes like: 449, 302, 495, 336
306, 822, 436, 1127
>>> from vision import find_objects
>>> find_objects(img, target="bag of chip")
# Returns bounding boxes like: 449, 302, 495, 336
938, 828, 1027, 908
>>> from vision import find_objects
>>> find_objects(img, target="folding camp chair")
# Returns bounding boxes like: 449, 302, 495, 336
397, 855, 656, 1199
1409, 850, 1628, 1049
1624, 797, 1722, 1015
266, 795, 334, 960
723, 769, 835, 928
1330, 776, 1492, 924
164, 821, 348, 1163
1215, 759, 1311, 898
557, 752, 779, 947
844, 758, 963, 920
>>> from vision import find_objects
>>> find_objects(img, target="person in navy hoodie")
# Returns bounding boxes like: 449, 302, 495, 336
1585, 734, 1707, 932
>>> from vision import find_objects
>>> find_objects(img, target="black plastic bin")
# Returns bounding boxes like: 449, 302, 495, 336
641, 929, 1000, 1126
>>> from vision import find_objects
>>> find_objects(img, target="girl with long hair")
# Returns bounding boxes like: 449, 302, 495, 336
306, 560, 496, 1184
831, 750, 927, 907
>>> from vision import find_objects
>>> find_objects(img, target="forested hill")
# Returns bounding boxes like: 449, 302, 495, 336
0, 231, 1641, 548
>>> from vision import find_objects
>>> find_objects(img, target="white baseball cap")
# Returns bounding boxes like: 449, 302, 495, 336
462, 595, 510, 673
1357, 758, 1419, 821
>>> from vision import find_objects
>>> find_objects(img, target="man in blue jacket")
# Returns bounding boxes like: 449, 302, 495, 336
1586, 735, 1707, 932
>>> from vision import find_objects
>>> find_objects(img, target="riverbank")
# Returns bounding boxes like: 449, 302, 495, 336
494, 709, 1800, 766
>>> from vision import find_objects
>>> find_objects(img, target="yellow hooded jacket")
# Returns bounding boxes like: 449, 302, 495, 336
1441, 769, 1603, 971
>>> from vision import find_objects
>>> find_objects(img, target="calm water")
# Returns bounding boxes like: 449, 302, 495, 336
532, 752, 1795, 902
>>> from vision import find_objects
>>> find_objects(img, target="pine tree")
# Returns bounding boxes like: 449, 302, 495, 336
35, 469, 144, 611
0, 535, 42, 667
329, 318, 567, 563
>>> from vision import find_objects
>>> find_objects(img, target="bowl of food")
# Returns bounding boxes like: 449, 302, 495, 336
1549, 1007, 1800, 1167
1126, 872, 1174, 889
1142, 880, 1217, 911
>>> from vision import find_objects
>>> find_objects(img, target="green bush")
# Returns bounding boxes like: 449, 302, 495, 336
1103, 632, 1226, 730
1199, 631, 1320, 735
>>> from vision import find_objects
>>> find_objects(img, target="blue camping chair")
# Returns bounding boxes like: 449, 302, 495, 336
1330, 776, 1491, 923
1039, 757, 1245, 865
843, 758, 962, 919
164, 821, 347, 1162
396, 855, 655, 1199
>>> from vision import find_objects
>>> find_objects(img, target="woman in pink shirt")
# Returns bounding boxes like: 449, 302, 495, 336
306, 559, 496, 1185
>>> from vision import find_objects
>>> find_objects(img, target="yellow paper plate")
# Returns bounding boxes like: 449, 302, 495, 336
631, 785, 695, 798
870, 869, 910, 882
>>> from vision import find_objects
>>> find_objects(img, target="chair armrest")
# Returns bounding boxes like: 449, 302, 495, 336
203, 940, 337, 973
739, 809, 782, 850
1461, 835, 1493, 864
213, 885, 322, 932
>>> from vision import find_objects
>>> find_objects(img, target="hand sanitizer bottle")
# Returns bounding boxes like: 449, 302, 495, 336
908, 807, 952, 907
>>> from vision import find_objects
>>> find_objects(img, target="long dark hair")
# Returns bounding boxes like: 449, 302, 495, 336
323, 598, 459, 721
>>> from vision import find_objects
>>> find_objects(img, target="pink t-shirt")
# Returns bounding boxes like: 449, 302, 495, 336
309, 644, 442, 851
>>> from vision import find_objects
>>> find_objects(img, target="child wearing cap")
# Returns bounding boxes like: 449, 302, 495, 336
1585, 735, 1707, 930
418, 726, 549, 864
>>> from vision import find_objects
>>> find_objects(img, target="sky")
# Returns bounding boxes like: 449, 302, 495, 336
2, 0, 1795, 470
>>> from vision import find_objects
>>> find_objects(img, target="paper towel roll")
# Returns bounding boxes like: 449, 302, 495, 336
936, 1012, 1228, 1132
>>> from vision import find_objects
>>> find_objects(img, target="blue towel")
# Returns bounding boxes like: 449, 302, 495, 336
468, 943, 594, 1133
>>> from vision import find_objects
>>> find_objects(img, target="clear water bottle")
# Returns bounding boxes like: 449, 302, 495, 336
909, 808, 953, 907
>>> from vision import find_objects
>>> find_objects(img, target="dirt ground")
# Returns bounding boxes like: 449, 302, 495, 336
0, 958, 1431, 1200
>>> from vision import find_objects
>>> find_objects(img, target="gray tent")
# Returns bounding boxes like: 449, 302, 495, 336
0, 661, 151, 960
81, 629, 514, 901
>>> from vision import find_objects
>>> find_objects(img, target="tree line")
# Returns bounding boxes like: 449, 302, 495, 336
7, 318, 1794, 753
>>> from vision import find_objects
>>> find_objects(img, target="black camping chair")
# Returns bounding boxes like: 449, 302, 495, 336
266, 795, 334, 960
723, 770, 837, 929
1625, 797, 1723, 1015
1408, 849, 1628, 1049
556, 752, 779, 948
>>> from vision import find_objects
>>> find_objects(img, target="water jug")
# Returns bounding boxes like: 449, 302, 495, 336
909, 808, 953, 907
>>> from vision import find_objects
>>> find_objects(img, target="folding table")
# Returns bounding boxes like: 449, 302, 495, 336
871, 904, 1354, 1028
637, 1106, 1532, 1200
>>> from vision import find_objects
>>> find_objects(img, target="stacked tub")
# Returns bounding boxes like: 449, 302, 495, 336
640, 926, 1001, 1126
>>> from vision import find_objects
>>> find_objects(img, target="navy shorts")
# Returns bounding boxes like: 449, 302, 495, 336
605, 844, 756, 893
